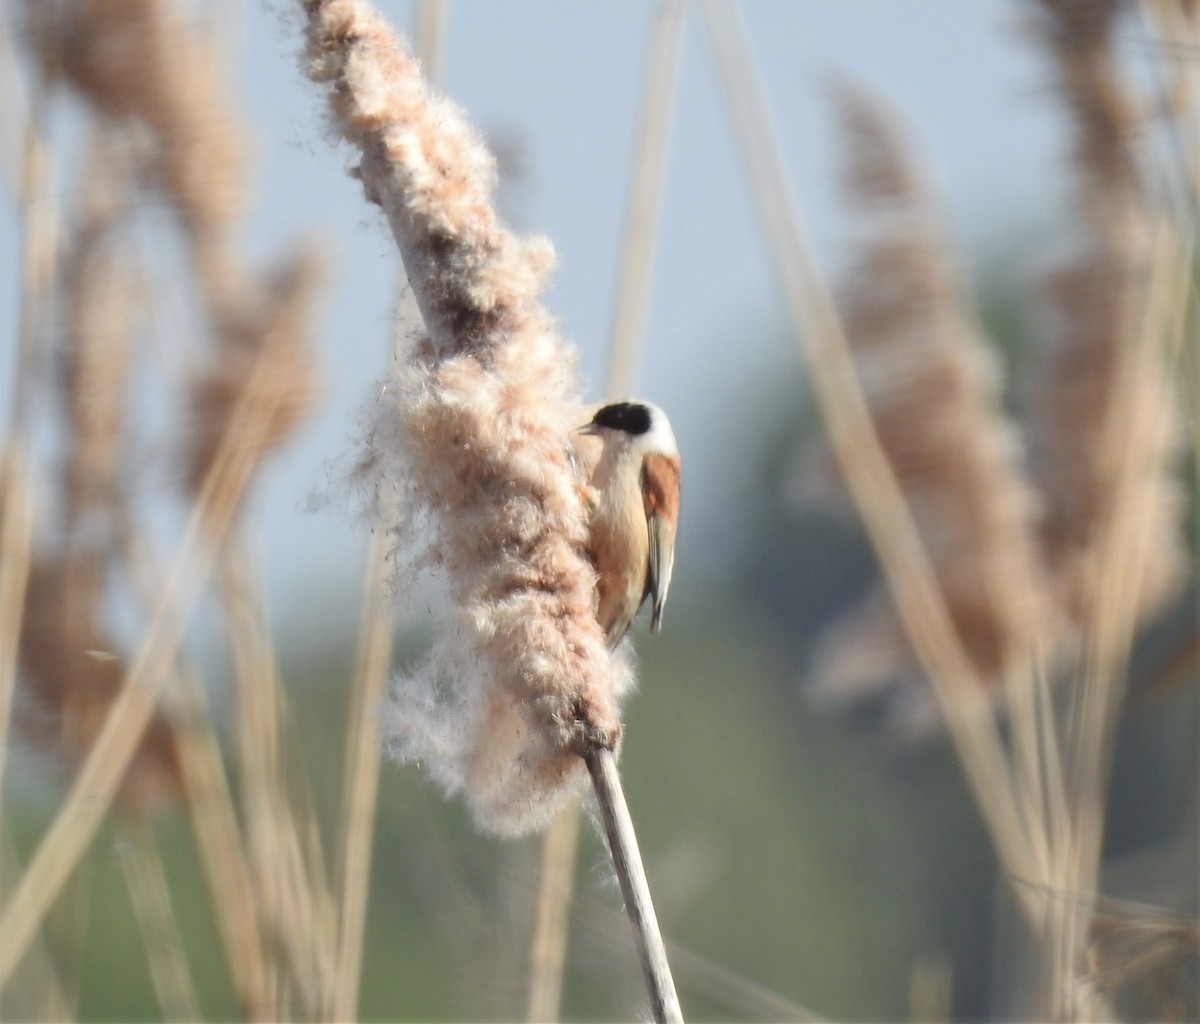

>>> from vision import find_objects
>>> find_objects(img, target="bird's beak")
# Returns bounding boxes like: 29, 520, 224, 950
576, 422, 601, 436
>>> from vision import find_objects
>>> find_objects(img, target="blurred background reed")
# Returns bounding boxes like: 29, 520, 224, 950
0, 1, 1195, 1021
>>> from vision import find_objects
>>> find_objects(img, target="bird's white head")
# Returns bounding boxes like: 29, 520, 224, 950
581, 400, 678, 459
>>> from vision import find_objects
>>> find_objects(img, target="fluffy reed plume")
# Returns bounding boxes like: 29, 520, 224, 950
27, 0, 323, 512
9, 130, 181, 815
57, 137, 135, 530
807, 85, 1057, 715
17, 557, 181, 814
301, 0, 633, 835
184, 251, 322, 500
1026, 0, 1186, 626
30, 0, 245, 287
1086, 900, 1200, 1020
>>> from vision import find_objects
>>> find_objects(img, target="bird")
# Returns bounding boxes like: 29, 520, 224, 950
576, 400, 681, 648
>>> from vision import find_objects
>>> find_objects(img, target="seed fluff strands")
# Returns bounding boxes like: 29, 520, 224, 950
301, 0, 634, 836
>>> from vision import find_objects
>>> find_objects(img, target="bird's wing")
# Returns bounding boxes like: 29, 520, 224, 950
641, 454, 680, 632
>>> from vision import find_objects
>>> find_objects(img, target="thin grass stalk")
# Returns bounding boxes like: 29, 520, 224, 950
908, 952, 953, 1024
0, 339, 280, 991
219, 544, 315, 1017
44, 853, 90, 1019
326, 3, 448, 1006
413, 0, 447, 87
654, 937, 825, 1024
0, 100, 50, 797
604, 0, 687, 398
0, 46, 45, 814
528, 6, 686, 1019
328, 525, 395, 1022
534, 881, 826, 1023
1004, 666, 1054, 876
172, 685, 271, 1022
278, 791, 337, 1015
526, 803, 581, 1022
698, 0, 1042, 924
119, 526, 271, 1020
584, 746, 682, 1024
13, 104, 55, 434
1060, 229, 1191, 1007
0, 448, 34, 804
1140, 0, 1200, 222
222, 537, 340, 1017
116, 820, 203, 1023
0, 14, 26, 202
220, 544, 284, 1013
0, 831, 73, 1022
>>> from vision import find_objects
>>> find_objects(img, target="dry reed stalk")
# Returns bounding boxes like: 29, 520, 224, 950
300, 0, 635, 835
562, 881, 825, 1023
326, 2, 450, 1005
0, 331, 287, 991
41, 834, 92, 1020
115, 820, 203, 1023
526, 803, 582, 1022
8, 2, 322, 1018
118, 526, 271, 1020
327, 511, 393, 993
908, 953, 953, 1024
217, 540, 337, 1018
170, 701, 270, 1019
584, 747, 683, 1024
813, 87, 1079, 944
808, 85, 1060, 735
13, 108, 57, 434
1140, 0, 1200, 219
0, 448, 34, 804
604, 0, 687, 399
328, 516, 396, 1021
0, 835, 73, 1022
528, 4, 688, 1017
1055, 231, 1192, 1018
699, 0, 1045, 925
413, 0, 447, 88
0, 14, 27, 202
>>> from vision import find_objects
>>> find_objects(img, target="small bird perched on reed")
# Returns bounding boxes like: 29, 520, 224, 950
578, 400, 681, 647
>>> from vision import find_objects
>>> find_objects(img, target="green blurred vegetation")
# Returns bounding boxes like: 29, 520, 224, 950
4, 576, 1194, 1022
4, 255, 1196, 1022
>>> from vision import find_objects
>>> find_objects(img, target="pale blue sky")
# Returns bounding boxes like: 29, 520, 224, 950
2, 1, 1080, 644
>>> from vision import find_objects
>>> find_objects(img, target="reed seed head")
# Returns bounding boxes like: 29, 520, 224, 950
301, 0, 634, 834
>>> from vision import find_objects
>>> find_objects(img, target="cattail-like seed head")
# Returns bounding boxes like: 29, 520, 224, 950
301, 0, 634, 834
807, 84, 1060, 715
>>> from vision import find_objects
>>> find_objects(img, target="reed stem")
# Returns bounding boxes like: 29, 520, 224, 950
583, 746, 682, 1024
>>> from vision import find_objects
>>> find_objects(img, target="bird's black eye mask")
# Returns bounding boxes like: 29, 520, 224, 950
591, 401, 651, 436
